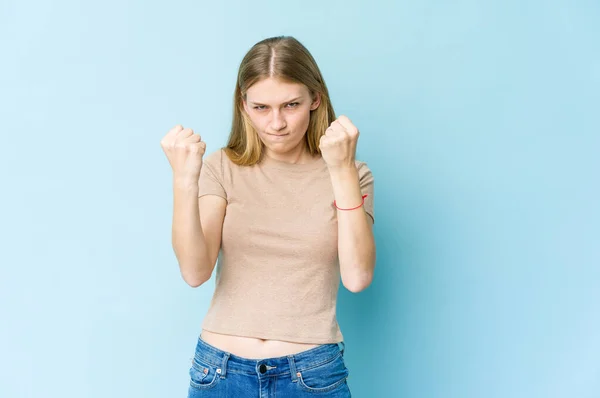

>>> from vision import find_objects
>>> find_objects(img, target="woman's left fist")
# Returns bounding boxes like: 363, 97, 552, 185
319, 115, 359, 169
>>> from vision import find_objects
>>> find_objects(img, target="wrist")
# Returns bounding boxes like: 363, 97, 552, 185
328, 165, 358, 180
173, 175, 200, 191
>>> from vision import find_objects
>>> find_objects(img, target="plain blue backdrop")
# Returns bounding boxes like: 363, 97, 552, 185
1, 1, 599, 397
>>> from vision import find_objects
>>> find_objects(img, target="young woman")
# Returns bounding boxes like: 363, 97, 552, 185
161, 35, 376, 397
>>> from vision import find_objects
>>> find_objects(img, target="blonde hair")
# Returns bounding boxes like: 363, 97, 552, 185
224, 36, 336, 166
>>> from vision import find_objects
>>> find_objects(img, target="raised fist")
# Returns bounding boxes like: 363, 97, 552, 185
160, 125, 206, 180
319, 115, 359, 170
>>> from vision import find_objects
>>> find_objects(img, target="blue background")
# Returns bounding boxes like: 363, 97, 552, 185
1, 1, 598, 397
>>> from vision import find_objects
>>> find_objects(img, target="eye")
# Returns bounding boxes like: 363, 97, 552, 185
254, 105, 266, 110
287, 102, 299, 108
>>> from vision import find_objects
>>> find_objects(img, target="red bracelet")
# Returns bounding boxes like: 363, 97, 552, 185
334, 194, 368, 211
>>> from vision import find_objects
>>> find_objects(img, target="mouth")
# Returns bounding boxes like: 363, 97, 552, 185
267, 133, 289, 137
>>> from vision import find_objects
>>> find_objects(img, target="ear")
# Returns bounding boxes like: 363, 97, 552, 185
310, 92, 321, 111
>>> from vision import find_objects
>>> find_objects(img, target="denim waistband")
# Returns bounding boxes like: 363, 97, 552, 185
193, 336, 345, 378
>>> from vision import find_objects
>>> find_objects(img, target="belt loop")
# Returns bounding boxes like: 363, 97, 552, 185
219, 353, 230, 378
338, 341, 345, 356
287, 355, 298, 382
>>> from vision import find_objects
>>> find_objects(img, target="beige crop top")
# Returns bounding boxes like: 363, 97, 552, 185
197, 148, 374, 344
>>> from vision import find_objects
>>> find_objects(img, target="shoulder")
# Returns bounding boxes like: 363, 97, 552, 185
202, 148, 246, 180
354, 159, 369, 169
203, 147, 225, 165
200, 149, 227, 181
203, 148, 234, 171
354, 159, 374, 180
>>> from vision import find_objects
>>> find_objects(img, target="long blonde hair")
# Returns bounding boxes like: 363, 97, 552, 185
224, 36, 336, 166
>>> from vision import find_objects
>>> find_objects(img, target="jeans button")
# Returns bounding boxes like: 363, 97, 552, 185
259, 364, 267, 373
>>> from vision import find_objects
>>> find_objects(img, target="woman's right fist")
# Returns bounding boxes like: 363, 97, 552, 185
160, 125, 206, 180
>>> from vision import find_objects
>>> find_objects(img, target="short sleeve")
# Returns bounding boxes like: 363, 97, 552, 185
357, 161, 374, 224
198, 149, 227, 200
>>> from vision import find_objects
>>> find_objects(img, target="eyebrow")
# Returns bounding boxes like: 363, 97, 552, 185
249, 96, 302, 106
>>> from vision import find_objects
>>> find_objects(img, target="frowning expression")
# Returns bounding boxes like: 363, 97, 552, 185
242, 77, 320, 154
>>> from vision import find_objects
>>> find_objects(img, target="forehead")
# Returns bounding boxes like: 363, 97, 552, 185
246, 77, 308, 103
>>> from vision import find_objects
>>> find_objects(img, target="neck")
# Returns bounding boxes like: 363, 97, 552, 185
264, 143, 318, 165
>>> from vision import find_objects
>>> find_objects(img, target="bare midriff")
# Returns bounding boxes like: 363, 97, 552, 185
200, 330, 320, 359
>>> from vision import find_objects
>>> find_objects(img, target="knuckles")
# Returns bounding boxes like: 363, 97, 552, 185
328, 119, 359, 140
161, 124, 205, 152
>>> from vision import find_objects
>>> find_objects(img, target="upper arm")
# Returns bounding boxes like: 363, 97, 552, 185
197, 149, 228, 278
199, 194, 226, 277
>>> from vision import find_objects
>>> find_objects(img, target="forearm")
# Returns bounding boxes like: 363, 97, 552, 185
171, 178, 211, 286
329, 167, 376, 292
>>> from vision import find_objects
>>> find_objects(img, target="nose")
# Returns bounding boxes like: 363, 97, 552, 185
270, 110, 287, 131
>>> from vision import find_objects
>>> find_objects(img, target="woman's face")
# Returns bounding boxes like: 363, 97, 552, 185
242, 77, 320, 156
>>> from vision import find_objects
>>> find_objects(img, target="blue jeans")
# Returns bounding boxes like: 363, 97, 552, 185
186, 336, 351, 397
